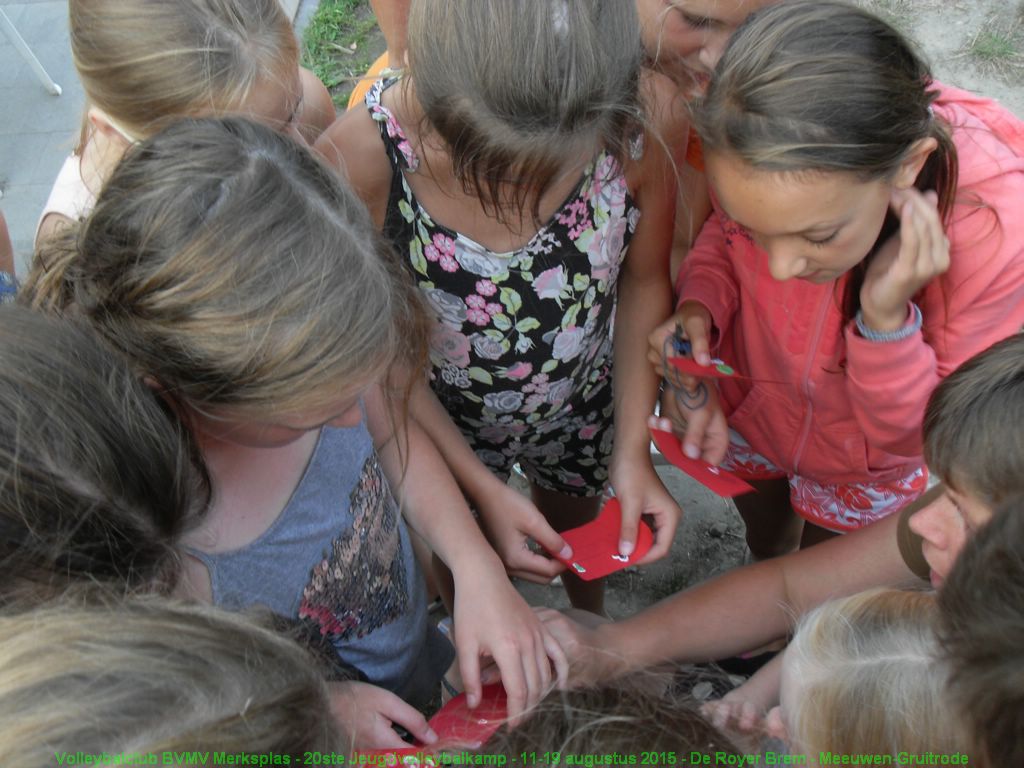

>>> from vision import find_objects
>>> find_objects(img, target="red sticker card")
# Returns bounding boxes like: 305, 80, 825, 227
426, 684, 508, 746
650, 427, 755, 498
550, 497, 654, 581
668, 356, 740, 379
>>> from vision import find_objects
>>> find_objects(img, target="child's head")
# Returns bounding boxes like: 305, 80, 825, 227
938, 497, 1024, 768
696, 0, 956, 297
25, 117, 426, 443
777, 589, 970, 758
909, 334, 1024, 585
0, 594, 344, 763
406, 0, 643, 221
70, 0, 302, 147
636, 0, 778, 88
480, 682, 738, 758
0, 305, 208, 605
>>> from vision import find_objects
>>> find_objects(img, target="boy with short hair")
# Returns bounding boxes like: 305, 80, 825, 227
938, 496, 1024, 768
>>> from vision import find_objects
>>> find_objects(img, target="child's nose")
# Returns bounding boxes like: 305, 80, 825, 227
908, 495, 960, 550
766, 244, 807, 281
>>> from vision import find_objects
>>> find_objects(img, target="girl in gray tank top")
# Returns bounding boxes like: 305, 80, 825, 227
24, 117, 566, 743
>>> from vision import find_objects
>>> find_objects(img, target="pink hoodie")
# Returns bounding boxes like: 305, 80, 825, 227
676, 85, 1024, 486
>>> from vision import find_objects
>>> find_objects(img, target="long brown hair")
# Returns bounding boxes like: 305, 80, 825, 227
24, 117, 428, 422
696, 0, 959, 320
406, 0, 643, 224
0, 306, 208, 606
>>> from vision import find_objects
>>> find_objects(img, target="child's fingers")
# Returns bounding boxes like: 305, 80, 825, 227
617, 498, 641, 558
507, 554, 567, 584
490, 647, 529, 726
524, 516, 573, 563
378, 696, 437, 746
682, 399, 713, 460
739, 701, 760, 732
681, 312, 712, 366
540, 625, 570, 689
458, 644, 483, 710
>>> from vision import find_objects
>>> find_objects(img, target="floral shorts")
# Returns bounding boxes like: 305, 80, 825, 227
721, 430, 928, 532
439, 370, 616, 498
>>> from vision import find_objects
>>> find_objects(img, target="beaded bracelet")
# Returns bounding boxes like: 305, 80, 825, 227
855, 302, 922, 342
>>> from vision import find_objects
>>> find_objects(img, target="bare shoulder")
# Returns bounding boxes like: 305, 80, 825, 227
313, 105, 393, 228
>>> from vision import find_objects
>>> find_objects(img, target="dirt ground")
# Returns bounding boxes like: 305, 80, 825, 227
308, 0, 1024, 619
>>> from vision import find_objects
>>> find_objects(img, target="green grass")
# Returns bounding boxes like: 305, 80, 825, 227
301, 0, 384, 108
961, 14, 1024, 81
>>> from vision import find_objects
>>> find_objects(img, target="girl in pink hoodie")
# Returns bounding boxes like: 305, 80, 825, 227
650, 0, 1024, 558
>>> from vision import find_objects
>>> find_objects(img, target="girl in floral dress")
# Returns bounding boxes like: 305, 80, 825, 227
318, 0, 691, 612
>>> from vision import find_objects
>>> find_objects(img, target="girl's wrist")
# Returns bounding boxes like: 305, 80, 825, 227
857, 300, 912, 333
856, 302, 921, 341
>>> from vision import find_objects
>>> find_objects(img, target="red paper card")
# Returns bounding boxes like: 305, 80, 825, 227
550, 497, 654, 581
668, 355, 740, 379
426, 683, 508, 746
650, 427, 755, 498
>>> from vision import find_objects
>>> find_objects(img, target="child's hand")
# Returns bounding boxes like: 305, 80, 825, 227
453, 557, 568, 726
609, 455, 681, 563
702, 651, 783, 736
476, 484, 570, 583
648, 300, 714, 371
702, 690, 769, 734
859, 187, 949, 332
652, 385, 729, 466
533, 607, 623, 687
328, 681, 438, 750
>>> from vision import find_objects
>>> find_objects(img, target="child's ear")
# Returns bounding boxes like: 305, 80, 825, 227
87, 107, 134, 148
893, 136, 939, 189
764, 705, 789, 742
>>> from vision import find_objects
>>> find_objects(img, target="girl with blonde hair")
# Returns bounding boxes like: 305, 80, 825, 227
318, 0, 688, 615
772, 590, 971, 759
25, 117, 565, 746
0, 594, 345, 767
36, 0, 336, 244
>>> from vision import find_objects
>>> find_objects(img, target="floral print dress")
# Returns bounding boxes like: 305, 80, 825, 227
367, 77, 641, 495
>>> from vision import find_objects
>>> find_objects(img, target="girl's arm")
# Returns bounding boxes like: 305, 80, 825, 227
609, 71, 688, 562
318, 103, 570, 579
542, 505, 921, 684
847, 181, 1024, 457
409, 380, 572, 582
364, 385, 567, 723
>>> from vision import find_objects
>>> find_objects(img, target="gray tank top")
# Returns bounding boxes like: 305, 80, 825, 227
189, 421, 449, 701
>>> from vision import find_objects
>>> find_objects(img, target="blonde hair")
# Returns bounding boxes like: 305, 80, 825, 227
405, 0, 643, 222
0, 305, 208, 606
783, 589, 970, 757
0, 593, 343, 767
70, 0, 298, 147
24, 117, 427, 419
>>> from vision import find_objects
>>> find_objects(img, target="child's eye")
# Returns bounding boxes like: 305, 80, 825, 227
680, 12, 713, 29
805, 230, 839, 247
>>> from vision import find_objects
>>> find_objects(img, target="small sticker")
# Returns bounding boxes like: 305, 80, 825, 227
572, 562, 587, 573
611, 554, 629, 563
708, 466, 720, 475
715, 364, 735, 376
